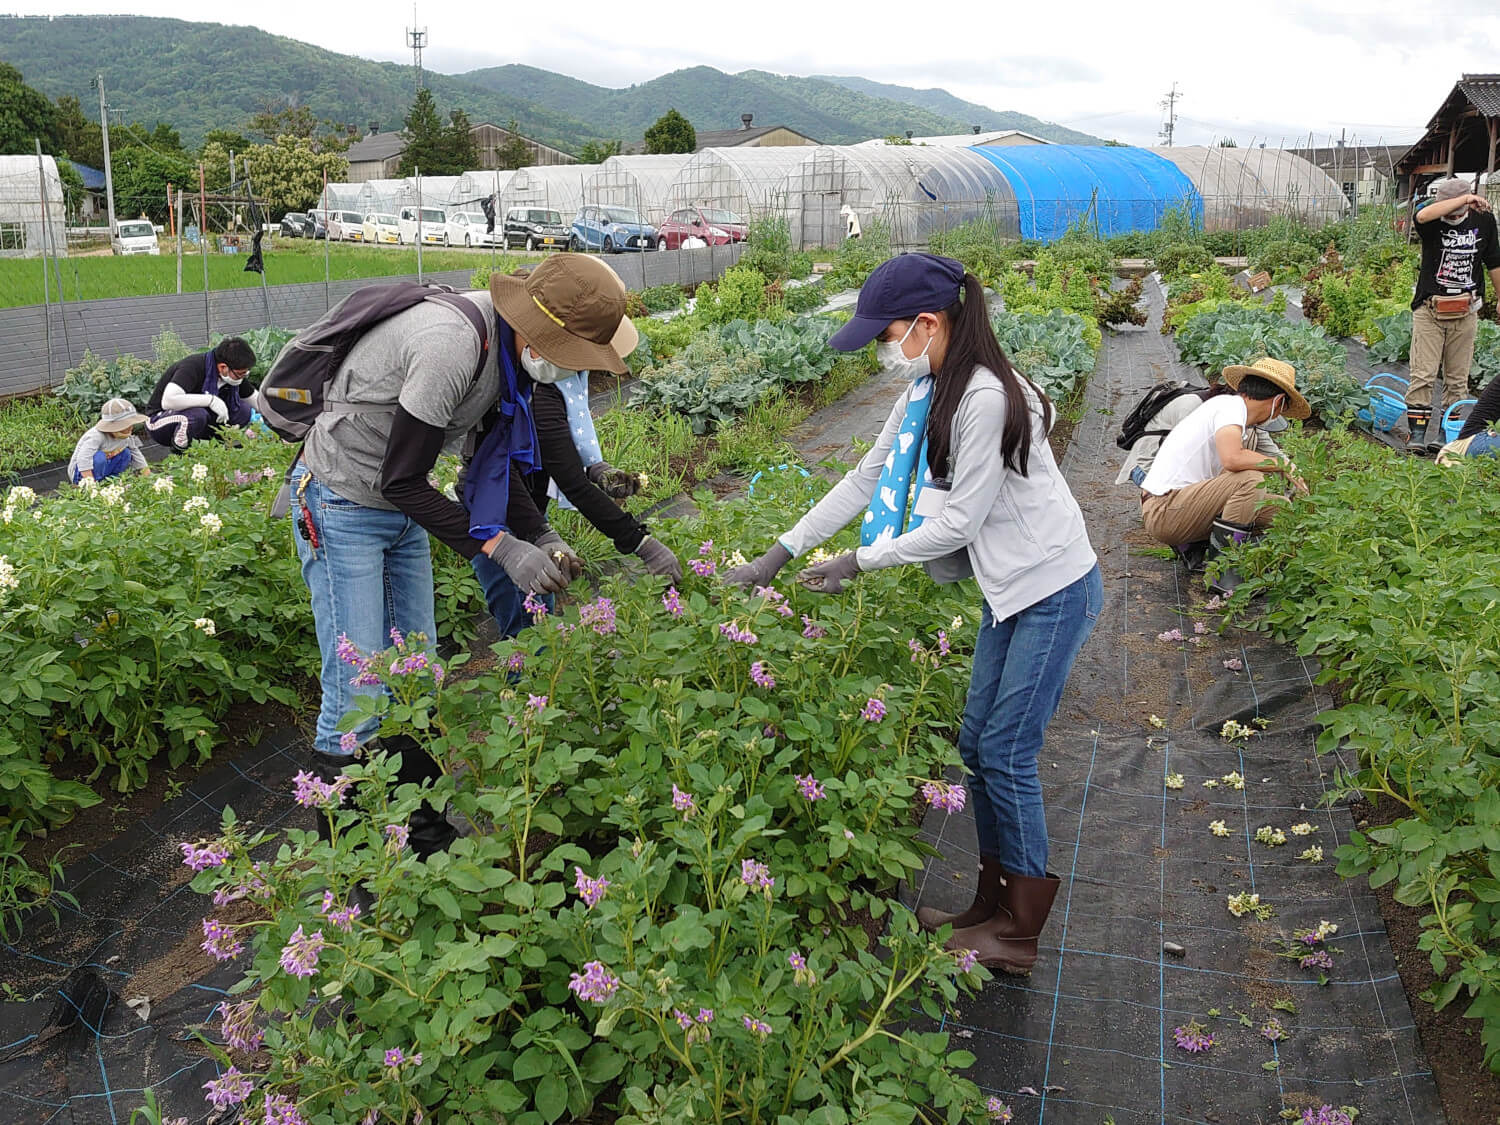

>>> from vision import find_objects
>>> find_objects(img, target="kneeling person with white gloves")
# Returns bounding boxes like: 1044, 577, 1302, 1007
144, 336, 256, 451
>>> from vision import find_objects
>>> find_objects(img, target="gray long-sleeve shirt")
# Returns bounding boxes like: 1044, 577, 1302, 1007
67, 429, 148, 483
779, 367, 1097, 624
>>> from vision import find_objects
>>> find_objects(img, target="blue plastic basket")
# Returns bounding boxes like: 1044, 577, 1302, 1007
1443, 399, 1477, 442
1360, 387, 1407, 432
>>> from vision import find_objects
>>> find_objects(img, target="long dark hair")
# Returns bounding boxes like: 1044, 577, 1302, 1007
925, 272, 1052, 479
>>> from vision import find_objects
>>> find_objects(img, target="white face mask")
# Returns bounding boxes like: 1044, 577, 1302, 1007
875, 319, 933, 381
219, 367, 244, 386
519, 345, 575, 384
1442, 208, 1471, 226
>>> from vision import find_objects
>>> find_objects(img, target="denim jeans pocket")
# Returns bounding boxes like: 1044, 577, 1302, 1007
1082, 564, 1103, 621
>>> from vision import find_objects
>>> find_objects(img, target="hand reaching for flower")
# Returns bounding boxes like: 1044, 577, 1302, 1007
797, 552, 860, 594
722, 543, 791, 590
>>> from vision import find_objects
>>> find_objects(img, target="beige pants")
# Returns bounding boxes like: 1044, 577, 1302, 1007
1408, 304, 1477, 414
1141, 470, 1280, 545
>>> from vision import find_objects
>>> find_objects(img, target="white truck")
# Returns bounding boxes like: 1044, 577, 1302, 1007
112, 219, 160, 255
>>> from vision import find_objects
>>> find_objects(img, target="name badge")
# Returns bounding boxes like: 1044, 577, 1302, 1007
912, 478, 951, 519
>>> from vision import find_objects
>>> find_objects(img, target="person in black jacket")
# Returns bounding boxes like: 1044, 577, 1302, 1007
144, 337, 257, 451
473, 345, 682, 636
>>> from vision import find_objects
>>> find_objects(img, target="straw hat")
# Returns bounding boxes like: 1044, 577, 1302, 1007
97, 397, 147, 432
488, 255, 638, 375
1223, 357, 1311, 420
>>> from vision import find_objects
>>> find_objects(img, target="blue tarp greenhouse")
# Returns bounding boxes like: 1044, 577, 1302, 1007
969, 145, 1202, 243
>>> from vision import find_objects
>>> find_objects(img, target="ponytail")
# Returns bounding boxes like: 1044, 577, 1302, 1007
925, 272, 1053, 479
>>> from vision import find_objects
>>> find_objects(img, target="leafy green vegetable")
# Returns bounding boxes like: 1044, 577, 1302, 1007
990, 308, 1098, 402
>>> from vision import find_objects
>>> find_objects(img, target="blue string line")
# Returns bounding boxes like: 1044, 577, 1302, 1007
1037, 725, 1099, 1124
1159, 733, 1170, 1122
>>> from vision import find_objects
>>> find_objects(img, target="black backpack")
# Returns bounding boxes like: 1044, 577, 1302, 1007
1114, 382, 1208, 450
254, 283, 489, 442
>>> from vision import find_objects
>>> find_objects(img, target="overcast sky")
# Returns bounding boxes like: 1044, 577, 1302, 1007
25, 0, 1491, 147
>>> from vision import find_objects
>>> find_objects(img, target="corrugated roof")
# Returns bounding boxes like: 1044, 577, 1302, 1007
344, 133, 407, 163
693, 125, 818, 150
1289, 145, 1410, 174
70, 161, 107, 189
1458, 74, 1500, 118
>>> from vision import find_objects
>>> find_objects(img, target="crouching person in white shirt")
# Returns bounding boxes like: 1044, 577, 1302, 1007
1139, 357, 1310, 593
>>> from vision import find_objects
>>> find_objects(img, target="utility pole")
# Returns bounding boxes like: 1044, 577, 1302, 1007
92, 74, 118, 236
406, 6, 428, 93
1159, 82, 1181, 147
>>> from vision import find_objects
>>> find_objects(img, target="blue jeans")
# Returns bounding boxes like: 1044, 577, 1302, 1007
471, 551, 553, 641
958, 563, 1103, 878
292, 465, 437, 756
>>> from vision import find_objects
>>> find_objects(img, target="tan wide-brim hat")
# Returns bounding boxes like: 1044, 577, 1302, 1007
489, 255, 637, 375
1223, 356, 1312, 421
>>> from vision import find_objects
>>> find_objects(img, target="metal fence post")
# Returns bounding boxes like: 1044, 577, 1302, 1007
415, 167, 424, 283
199, 164, 211, 343
35, 139, 54, 386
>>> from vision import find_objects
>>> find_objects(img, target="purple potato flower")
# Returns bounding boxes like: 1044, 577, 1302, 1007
568, 960, 620, 1003
278, 925, 327, 979
202, 1066, 254, 1109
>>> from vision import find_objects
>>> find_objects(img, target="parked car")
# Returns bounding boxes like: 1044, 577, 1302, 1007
328, 211, 366, 242
570, 205, 657, 253
398, 206, 447, 246
304, 210, 328, 240
503, 207, 570, 252
445, 210, 498, 248
280, 212, 309, 238
362, 213, 401, 245
112, 219, 160, 256
656, 206, 747, 250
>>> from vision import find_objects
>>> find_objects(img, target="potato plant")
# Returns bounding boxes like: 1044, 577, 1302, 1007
185, 476, 995, 1124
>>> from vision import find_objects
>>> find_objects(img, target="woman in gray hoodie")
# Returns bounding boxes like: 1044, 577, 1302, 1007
727, 253, 1100, 975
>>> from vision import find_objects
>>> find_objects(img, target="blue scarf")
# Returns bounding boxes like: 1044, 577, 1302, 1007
862, 375, 935, 546
547, 372, 602, 511
463, 317, 540, 540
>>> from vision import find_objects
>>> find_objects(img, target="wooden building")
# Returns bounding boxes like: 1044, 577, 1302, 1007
1396, 74, 1500, 196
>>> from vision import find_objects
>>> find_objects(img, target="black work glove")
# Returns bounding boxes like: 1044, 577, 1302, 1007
722, 543, 793, 590
587, 461, 644, 500
797, 552, 861, 594
534, 528, 585, 581
633, 535, 683, 582
488, 534, 568, 594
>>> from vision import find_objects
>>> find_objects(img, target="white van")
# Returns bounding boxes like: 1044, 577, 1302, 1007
398, 206, 447, 246
113, 219, 160, 256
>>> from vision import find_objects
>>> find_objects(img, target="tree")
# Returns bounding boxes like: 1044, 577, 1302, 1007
644, 109, 695, 155
115, 121, 188, 156
55, 95, 103, 168
248, 101, 353, 152
244, 135, 349, 214
110, 146, 194, 222
578, 139, 622, 164
1218, 137, 1238, 148
55, 157, 86, 219
442, 109, 479, 174
202, 128, 251, 157
398, 88, 447, 176
0, 64, 61, 153
495, 118, 532, 171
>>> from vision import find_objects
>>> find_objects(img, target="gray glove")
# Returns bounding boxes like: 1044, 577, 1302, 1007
798, 552, 861, 594
488, 534, 568, 595
534, 528, 585, 581
633, 535, 683, 582
587, 461, 643, 500
207, 396, 229, 424
723, 543, 793, 590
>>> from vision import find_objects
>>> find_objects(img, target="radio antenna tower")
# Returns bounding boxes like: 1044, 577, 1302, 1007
406, 6, 428, 92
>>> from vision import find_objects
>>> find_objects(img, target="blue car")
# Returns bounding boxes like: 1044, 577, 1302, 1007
570, 205, 658, 253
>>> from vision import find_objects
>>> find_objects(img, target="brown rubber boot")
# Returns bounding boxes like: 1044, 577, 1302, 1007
916, 856, 1007, 933
945, 871, 1061, 975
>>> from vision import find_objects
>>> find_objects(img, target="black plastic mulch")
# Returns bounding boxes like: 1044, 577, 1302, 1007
902, 280, 1442, 1124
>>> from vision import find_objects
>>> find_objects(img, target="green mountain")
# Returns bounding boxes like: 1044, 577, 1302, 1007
812, 75, 1101, 146
457, 65, 1099, 147
0, 15, 606, 152
0, 15, 1100, 154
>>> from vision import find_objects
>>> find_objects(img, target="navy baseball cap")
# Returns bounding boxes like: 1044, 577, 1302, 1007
827, 252, 967, 352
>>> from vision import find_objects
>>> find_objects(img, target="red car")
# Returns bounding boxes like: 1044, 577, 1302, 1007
655, 206, 747, 250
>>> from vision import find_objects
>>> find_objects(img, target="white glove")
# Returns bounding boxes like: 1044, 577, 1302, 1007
207, 397, 229, 424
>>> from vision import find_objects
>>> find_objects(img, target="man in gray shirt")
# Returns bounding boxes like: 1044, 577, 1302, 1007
292, 255, 634, 855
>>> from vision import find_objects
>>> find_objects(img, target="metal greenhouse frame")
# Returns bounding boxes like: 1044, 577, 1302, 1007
1151, 146, 1350, 230
664, 148, 815, 224
583, 155, 694, 224
498, 166, 602, 223
354, 179, 406, 215
317, 182, 363, 214
0, 155, 67, 258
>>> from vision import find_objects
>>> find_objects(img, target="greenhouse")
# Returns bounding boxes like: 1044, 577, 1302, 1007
1152, 146, 1349, 229
317, 182, 362, 214
781, 145, 1020, 249
394, 176, 462, 214
664, 147, 818, 226
969, 144, 1201, 243
448, 169, 513, 213
498, 165, 601, 222
582, 155, 694, 225
0, 155, 67, 258
353, 179, 406, 215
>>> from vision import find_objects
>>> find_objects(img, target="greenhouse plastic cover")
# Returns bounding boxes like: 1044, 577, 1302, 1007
970, 145, 1201, 243
585, 155, 694, 224
500, 165, 602, 221
1152, 147, 1350, 230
